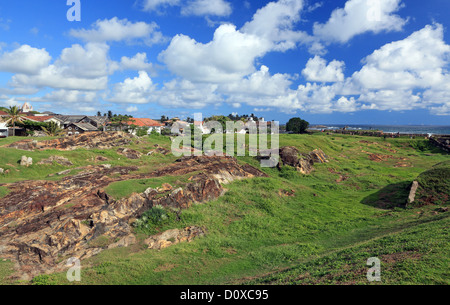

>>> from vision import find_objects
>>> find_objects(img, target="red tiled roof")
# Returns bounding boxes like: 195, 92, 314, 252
24, 116, 55, 122
0, 111, 7, 116
126, 118, 164, 127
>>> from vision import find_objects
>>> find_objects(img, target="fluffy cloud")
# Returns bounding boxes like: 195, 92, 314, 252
222, 65, 292, 96
107, 71, 156, 104
157, 79, 222, 108
0, 45, 51, 75
359, 90, 422, 111
142, 0, 181, 12
70, 17, 166, 45
353, 24, 450, 90
241, 0, 312, 52
181, 0, 232, 16
159, 24, 271, 83
313, 0, 407, 43
302, 56, 345, 82
10, 43, 113, 91
142, 0, 231, 16
120, 53, 154, 73
334, 96, 358, 112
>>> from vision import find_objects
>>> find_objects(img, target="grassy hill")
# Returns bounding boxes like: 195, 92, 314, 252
0, 132, 448, 285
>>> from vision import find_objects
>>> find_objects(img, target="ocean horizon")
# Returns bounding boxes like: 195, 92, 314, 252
309, 124, 450, 135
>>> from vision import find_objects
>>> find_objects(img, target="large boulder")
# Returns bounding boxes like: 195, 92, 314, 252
20, 156, 33, 167
279, 147, 327, 174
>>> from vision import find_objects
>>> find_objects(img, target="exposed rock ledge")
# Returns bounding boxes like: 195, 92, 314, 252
6, 132, 133, 151
0, 156, 266, 280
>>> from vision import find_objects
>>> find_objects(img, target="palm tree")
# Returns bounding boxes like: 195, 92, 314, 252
5, 106, 25, 137
41, 121, 64, 137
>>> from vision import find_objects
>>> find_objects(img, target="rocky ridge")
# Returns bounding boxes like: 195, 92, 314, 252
0, 156, 267, 279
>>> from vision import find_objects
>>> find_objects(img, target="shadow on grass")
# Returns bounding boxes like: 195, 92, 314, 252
362, 181, 412, 209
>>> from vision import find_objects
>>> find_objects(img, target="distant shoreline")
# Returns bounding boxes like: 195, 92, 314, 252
309, 124, 450, 136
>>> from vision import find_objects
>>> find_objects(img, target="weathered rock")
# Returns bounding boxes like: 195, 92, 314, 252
20, 156, 33, 167
407, 181, 419, 205
308, 149, 328, 164
117, 148, 143, 159
0, 168, 3, 174
8, 132, 133, 151
0, 156, 266, 278
38, 156, 73, 166
279, 147, 313, 174
57, 169, 72, 176
144, 226, 206, 250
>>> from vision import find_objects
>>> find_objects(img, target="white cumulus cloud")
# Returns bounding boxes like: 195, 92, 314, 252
313, 0, 407, 43
302, 56, 345, 82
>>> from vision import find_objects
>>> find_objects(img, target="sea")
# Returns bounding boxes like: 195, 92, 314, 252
309, 124, 450, 136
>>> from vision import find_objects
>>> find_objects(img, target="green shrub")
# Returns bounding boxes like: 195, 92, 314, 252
133, 205, 178, 235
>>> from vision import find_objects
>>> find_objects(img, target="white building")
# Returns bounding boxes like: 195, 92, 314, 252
0, 122, 8, 138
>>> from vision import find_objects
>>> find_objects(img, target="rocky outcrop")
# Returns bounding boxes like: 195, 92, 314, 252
117, 148, 143, 159
0, 156, 266, 279
38, 156, 73, 166
20, 156, 33, 167
279, 147, 328, 174
144, 226, 206, 250
6, 132, 132, 151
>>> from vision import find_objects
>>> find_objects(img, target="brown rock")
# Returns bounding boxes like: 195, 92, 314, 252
38, 156, 73, 166
144, 226, 206, 250
117, 148, 143, 159
8, 132, 133, 151
0, 156, 265, 278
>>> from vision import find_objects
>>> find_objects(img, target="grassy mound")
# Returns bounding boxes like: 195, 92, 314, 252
414, 161, 450, 206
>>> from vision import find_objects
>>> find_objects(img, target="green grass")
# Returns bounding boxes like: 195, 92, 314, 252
245, 213, 449, 285
0, 133, 449, 285
0, 186, 10, 199
105, 173, 195, 200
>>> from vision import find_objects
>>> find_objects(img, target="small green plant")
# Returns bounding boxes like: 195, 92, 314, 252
133, 205, 177, 234
136, 127, 149, 137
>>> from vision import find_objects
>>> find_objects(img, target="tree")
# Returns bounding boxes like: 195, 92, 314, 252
110, 115, 131, 131
107, 110, 113, 119
41, 121, 64, 137
5, 106, 26, 136
286, 117, 309, 134
128, 124, 138, 134
136, 127, 149, 137
161, 115, 167, 122
97, 111, 102, 117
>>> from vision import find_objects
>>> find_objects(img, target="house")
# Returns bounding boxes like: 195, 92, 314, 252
24, 116, 62, 127
126, 118, 165, 134
66, 123, 98, 136
54, 115, 106, 130
193, 121, 211, 134
0, 122, 8, 138
0, 111, 8, 118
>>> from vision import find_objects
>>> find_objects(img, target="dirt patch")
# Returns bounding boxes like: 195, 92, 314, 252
369, 154, 394, 162
154, 264, 177, 272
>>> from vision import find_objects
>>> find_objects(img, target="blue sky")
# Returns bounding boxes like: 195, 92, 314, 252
0, 0, 450, 125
